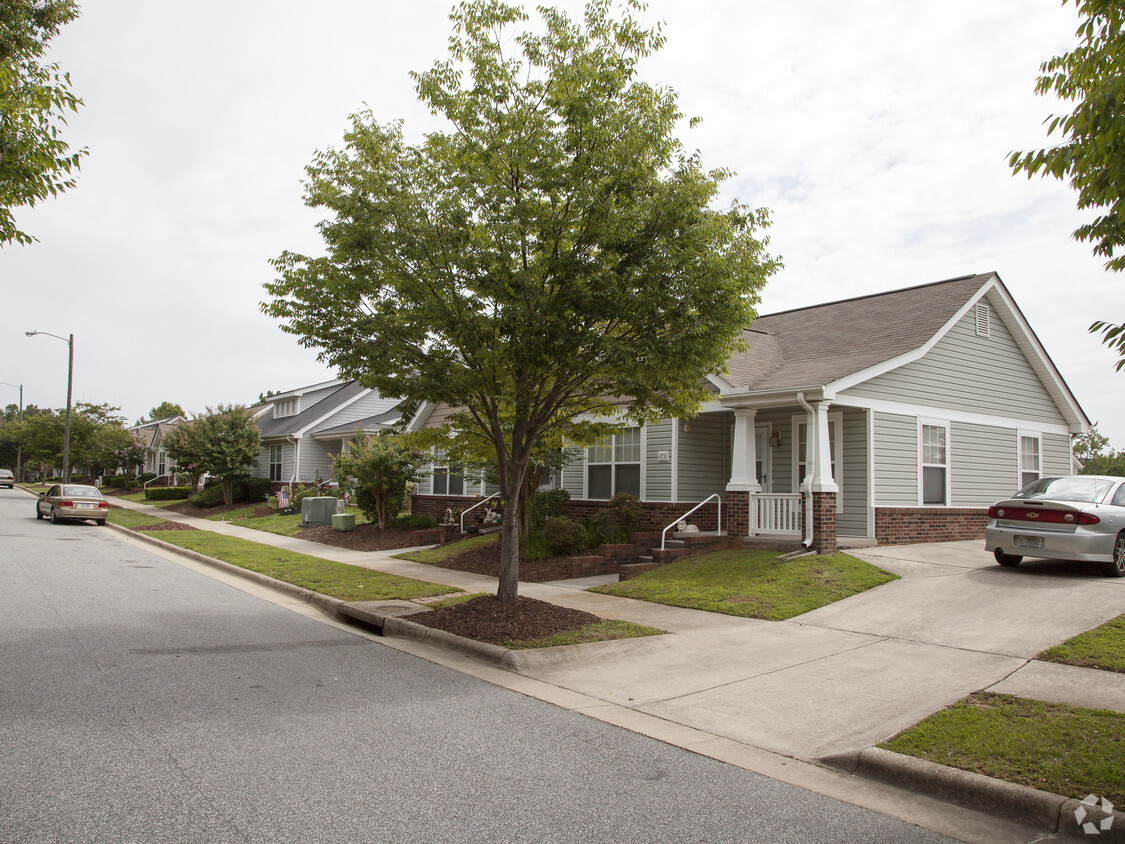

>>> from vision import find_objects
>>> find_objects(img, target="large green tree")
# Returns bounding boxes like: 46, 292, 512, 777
192, 405, 262, 505
1010, 0, 1125, 366
263, 0, 779, 602
138, 401, 185, 424
1, 0, 85, 246
162, 419, 209, 492
332, 431, 427, 529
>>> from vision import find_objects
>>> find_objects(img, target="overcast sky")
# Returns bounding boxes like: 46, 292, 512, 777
3, 0, 1122, 447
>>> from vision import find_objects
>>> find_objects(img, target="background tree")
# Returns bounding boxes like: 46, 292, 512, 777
1073, 421, 1110, 464
1072, 421, 1125, 474
192, 405, 261, 505
1, 0, 85, 246
162, 420, 209, 492
1009, 0, 1125, 366
265, 0, 779, 602
136, 401, 185, 424
332, 431, 427, 529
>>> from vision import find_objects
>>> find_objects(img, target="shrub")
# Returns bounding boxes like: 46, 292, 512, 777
544, 515, 589, 556
241, 477, 273, 501
607, 492, 643, 534
530, 488, 570, 531
388, 513, 438, 530
521, 530, 552, 561
189, 485, 226, 508
145, 486, 191, 501
138, 472, 157, 485
591, 509, 627, 544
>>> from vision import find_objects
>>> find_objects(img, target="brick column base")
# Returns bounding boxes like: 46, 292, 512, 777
725, 490, 749, 537
812, 491, 837, 555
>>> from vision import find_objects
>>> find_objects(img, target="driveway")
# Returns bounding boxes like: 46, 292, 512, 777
515, 541, 1125, 761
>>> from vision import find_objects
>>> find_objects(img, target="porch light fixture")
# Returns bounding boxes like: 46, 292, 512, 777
769, 430, 782, 447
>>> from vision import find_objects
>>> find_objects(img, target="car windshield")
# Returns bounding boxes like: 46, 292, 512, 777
63, 485, 101, 498
1012, 476, 1115, 504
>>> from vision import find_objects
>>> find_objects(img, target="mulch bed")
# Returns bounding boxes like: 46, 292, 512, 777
427, 541, 580, 582
406, 595, 602, 645
295, 522, 432, 552
132, 521, 198, 532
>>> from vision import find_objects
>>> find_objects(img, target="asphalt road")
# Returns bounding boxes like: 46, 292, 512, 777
0, 488, 957, 844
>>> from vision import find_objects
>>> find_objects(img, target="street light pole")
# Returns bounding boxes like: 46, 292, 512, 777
0, 381, 22, 481
25, 331, 74, 481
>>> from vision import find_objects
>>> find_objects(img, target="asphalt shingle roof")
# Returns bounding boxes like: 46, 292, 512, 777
722, 273, 994, 391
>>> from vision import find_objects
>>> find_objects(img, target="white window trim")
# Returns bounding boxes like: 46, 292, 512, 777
268, 444, 283, 482
586, 427, 643, 500
274, 398, 299, 418
918, 418, 951, 507
430, 448, 467, 497
1018, 430, 1042, 490
791, 413, 843, 511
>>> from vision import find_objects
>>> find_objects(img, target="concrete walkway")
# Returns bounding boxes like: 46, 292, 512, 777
110, 497, 1125, 760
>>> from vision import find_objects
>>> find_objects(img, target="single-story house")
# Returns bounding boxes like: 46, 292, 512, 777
250, 379, 404, 488
127, 415, 186, 479
407, 272, 1089, 550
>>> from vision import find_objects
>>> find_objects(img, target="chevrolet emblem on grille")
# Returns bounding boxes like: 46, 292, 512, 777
1027, 513, 1039, 519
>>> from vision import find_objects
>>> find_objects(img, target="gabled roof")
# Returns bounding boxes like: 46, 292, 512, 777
312, 407, 403, 438
718, 271, 1088, 430
722, 273, 995, 392
256, 380, 368, 438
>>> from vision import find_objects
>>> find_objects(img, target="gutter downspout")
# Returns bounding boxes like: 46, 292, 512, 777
287, 434, 300, 493
796, 392, 815, 549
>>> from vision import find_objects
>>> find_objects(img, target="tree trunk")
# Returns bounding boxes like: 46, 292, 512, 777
221, 478, 233, 506
497, 495, 522, 603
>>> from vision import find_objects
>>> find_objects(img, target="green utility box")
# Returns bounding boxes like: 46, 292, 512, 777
331, 512, 356, 532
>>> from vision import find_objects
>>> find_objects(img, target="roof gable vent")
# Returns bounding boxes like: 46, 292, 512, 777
975, 302, 991, 337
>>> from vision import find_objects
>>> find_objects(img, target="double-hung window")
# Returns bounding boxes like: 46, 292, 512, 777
431, 449, 464, 496
1019, 434, 1041, 489
920, 422, 948, 505
268, 444, 283, 482
587, 427, 641, 499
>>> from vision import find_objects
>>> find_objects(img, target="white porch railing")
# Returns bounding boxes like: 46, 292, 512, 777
751, 493, 802, 536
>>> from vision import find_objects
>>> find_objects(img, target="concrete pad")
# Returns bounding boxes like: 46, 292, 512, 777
803, 546, 1125, 658
639, 638, 1024, 760
521, 622, 881, 707
987, 660, 1125, 714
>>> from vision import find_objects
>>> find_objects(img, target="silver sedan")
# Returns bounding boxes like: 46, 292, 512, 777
984, 475, 1125, 577
35, 484, 109, 525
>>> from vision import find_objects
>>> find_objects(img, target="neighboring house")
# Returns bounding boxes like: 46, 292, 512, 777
408, 272, 1088, 550
251, 379, 404, 488
127, 415, 186, 479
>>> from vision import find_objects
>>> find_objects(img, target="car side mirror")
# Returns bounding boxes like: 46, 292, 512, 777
38, 492, 46, 497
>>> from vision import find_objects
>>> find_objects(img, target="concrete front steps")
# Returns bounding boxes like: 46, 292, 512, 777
558, 531, 746, 581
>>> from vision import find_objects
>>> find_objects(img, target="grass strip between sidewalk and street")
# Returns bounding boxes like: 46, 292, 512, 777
1038, 612, 1125, 674
880, 692, 1125, 804
506, 619, 665, 650
590, 549, 898, 621
106, 506, 455, 602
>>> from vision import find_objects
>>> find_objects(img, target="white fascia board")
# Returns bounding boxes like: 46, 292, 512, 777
719, 387, 833, 409
271, 378, 346, 401
406, 401, 433, 432
984, 281, 1089, 433
706, 373, 734, 393
828, 274, 999, 395
835, 392, 1072, 436
294, 388, 372, 437
250, 405, 273, 420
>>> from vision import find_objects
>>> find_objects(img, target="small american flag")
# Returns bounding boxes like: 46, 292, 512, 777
277, 489, 289, 509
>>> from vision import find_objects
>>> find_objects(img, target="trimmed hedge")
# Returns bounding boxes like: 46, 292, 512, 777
189, 477, 274, 508
145, 486, 191, 501
388, 512, 438, 530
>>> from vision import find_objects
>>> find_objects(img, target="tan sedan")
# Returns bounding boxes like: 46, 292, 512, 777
36, 484, 109, 525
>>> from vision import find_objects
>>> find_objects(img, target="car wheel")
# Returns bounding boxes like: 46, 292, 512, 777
1106, 533, 1125, 578
96, 519, 106, 526
50, 507, 61, 524
994, 548, 1022, 567
35, 506, 43, 520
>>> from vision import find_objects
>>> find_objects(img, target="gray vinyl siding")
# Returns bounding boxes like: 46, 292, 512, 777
561, 455, 585, 499
645, 419, 673, 501
308, 392, 399, 434
300, 439, 337, 484
951, 422, 1018, 507
677, 412, 732, 503
253, 441, 293, 482
873, 412, 918, 506
846, 301, 1067, 426
839, 408, 868, 536
422, 402, 458, 429
1042, 432, 1072, 476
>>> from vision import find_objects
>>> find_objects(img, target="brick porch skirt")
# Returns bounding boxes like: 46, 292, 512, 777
875, 507, 988, 545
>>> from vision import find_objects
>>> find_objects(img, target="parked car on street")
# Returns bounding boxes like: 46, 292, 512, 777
0, 469, 13, 489
985, 475, 1125, 577
35, 484, 109, 525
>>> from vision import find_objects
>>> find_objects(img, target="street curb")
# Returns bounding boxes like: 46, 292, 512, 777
821, 747, 1124, 840
106, 523, 529, 669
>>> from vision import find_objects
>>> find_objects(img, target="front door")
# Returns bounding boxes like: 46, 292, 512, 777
755, 424, 771, 492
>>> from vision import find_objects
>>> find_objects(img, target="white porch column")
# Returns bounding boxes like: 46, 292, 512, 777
726, 408, 760, 492
808, 401, 838, 494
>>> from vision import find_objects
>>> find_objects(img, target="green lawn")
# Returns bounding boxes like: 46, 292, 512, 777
881, 692, 1125, 804
507, 619, 665, 650
135, 527, 455, 602
590, 549, 898, 620
106, 506, 168, 528
395, 533, 498, 564
1038, 612, 1125, 673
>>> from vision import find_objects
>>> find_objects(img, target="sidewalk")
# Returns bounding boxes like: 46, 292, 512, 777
106, 496, 1125, 841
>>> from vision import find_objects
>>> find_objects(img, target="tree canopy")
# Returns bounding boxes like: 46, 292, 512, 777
140, 401, 185, 424
263, 0, 780, 601
1009, 0, 1125, 366
191, 405, 262, 505
0, 0, 85, 246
